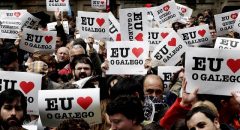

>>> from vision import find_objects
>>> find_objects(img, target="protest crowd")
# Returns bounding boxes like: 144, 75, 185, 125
0, 0, 240, 130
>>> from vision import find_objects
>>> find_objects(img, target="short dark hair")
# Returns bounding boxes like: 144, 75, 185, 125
70, 56, 94, 72
57, 118, 90, 130
106, 95, 144, 125
73, 38, 87, 53
186, 106, 218, 123
0, 89, 27, 118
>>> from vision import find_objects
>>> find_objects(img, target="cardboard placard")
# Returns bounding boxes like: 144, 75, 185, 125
214, 9, 240, 36
108, 12, 121, 41
38, 88, 101, 127
152, 1, 180, 27
20, 28, 56, 53
0, 10, 27, 19
177, 24, 212, 47
21, 12, 40, 30
46, 0, 69, 11
214, 37, 240, 50
106, 41, 149, 75
47, 21, 69, 34
151, 31, 187, 66
119, 7, 148, 41
158, 66, 183, 93
0, 71, 42, 115
0, 19, 22, 39
185, 47, 240, 95
148, 28, 174, 51
77, 11, 109, 40
176, 3, 192, 23
91, 0, 106, 10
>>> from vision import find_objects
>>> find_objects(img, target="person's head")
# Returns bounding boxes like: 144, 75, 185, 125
69, 45, 86, 61
56, 36, 64, 50
143, 74, 164, 100
209, 26, 217, 42
0, 89, 27, 129
73, 38, 87, 53
1, 52, 19, 71
192, 100, 219, 118
56, 47, 70, 63
32, 52, 56, 73
106, 95, 144, 130
57, 118, 90, 130
197, 13, 205, 23
70, 56, 94, 80
186, 106, 220, 130
143, 122, 165, 130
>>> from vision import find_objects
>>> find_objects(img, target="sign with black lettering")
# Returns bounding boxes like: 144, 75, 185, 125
0, 19, 21, 39
214, 37, 240, 50
151, 31, 187, 66
152, 1, 180, 27
77, 11, 109, 40
148, 28, 173, 51
176, 3, 192, 24
0, 10, 27, 19
21, 12, 40, 30
47, 21, 69, 34
0, 71, 42, 115
91, 0, 106, 10
158, 66, 183, 93
185, 48, 240, 95
233, 12, 240, 34
20, 28, 56, 53
106, 41, 149, 75
119, 8, 148, 41
108, 12, 121, 41
177, 24, 212, 47
38, 88, 101, 127
214, 9, 240, 36
46, 0, 69, 11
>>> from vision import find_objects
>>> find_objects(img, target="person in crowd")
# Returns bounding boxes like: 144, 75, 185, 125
0, 89, 28, 130
55, 47, 70, 71
57, 118, 90, 130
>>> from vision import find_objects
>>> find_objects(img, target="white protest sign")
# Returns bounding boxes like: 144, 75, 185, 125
106, 41, 149, 75
0, 10, 27, 19
151, 31, 187, 66
185, 47, 240, 96
0, 19, 21, 39
73, 76, 92, 88
0, 71, 42, 115
152, 1, 180, 27
38, 88, 101, 127
108, 12, 121, 41
214, 9, 240, 36
21, 12, 40, 30
91, 0, 106, 10
158, 66, 183, 93
119, 7, 148, 41
177, 24, 212, 47
148, 28, 173, 51
46, 0, 69, 11
176, 3, 192, 24
214, 37, 240, 50
233, 12, 240, 34
47, 21, 69, 34
20, 28, 56, 53
22, 125, 37, 130
77, 11, 109, 40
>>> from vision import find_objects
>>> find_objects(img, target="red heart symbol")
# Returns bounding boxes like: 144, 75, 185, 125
19, 81, 34, 94
198, 29, 206, 37
101, 0, 104, 4
135, 33, 143, 41
161, 32, 169, 39
44, 36, 53, 44
181, 8, 187, 13
227, 59, 240, 73
96, 18, 105, 27
14, 12, 21, 17
231, 13, 238, 19
132, 47, 143, 58
116, 33, 121, 41
168, 38, 176, 46
163, 5, 170, 11
77, 96, 93, 110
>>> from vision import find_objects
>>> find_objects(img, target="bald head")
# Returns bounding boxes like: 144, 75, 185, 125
143, 74, 164, 99
56, 47, 70, 63
70, 45, 86, 60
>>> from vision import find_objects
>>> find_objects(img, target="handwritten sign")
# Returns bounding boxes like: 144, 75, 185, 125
38, 88, 101, 127
151, 31, 187, 66
0, 19, 21, 39
0, 71, 42, 115
91, 0, 106, 10
152, 1, 180, 27
177, 24, 212, 47
185, 47, 240, 95
20, 28, 56, 53
148, 28, 173, 51
77, 11, 109, 40
214, 37, 240, 50
176, 3, 192, 23
108, 12, 121, 41
106, 41, 149, 75
158, 66, 183, 93
214, 9, 240, 36
46, 0, 69, 11
119, 7, 148, 41
47, 21, 69, 34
